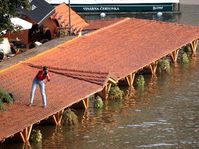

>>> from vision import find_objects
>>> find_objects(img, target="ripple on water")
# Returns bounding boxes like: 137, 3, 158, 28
87, 140, 97, 143
135, 109, 142, 112
161, 128, 175, 133
127, 121, 170, 128
136, 143, 177, 148
118, 126, 125, 129
83, 135, 90, 139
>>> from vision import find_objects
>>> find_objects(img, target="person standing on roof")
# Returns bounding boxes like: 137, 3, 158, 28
28, 66, 50, 108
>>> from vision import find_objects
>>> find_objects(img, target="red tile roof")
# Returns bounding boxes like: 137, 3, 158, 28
51, 3, 88, 34
0, 18, 199, 141
85, 18, 125, 30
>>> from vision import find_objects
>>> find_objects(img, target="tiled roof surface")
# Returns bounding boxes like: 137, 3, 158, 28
0, 18, 199, 141
85, 18, 125, 30
51, 3, 88, 34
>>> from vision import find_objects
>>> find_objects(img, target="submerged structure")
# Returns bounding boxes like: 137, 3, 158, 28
0, 18, 198, 143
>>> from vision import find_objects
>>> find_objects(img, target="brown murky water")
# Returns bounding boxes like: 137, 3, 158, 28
37, 56, 199, 149
1, 4, 199, 149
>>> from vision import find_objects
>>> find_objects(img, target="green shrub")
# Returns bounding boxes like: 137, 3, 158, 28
108, 86, 124, 100
135, 75, 145, 88
0, 89, 13, 112
0, 99, 6, 112
58, 29, 69, 37
181, 53, 189, 64
30, 129, 42, 143
183, 45, 192, 53
94, 96, 103, 109
62, 109, 78, 126
0, 88, 13, 104
158, 59, 170, 72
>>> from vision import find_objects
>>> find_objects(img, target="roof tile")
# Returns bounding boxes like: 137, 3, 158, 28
0, 18, 199, 141
52, 3, 88, 34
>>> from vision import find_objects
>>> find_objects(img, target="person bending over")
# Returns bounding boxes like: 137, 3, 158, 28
28, 66, 50, 108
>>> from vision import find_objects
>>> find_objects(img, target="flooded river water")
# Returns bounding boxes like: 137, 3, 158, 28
34, 56, 199, 149
1, 3, 199, 149
38, 56, 199, 149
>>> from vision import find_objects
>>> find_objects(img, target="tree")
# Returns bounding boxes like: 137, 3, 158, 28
0, 0, 29, 35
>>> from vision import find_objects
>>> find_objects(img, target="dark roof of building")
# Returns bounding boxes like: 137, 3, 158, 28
19, 0, 55, 24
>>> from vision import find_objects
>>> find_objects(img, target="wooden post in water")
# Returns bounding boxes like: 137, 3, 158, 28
148, 62, 158, 76
71, 97, 90, 109
190, 40, 198, 57
82, 98, 89, 109
125, 73, 135, 87
19, 125, 33, 143
53, 110, 64, 126
97, 76, 117, 100
98, 83, 112, 100
170, 49, 180, 63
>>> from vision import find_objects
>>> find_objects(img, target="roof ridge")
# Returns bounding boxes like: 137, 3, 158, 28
136, 17, 199, 28
84, 17, 130, 37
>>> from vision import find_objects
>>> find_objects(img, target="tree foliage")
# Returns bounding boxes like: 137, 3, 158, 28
0, 0, 29, 35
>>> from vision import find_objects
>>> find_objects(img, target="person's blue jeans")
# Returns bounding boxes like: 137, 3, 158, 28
30, 77, 47, 106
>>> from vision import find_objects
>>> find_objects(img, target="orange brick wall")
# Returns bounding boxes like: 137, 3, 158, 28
42, 18, 58, 39
4, 30, 29, 45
